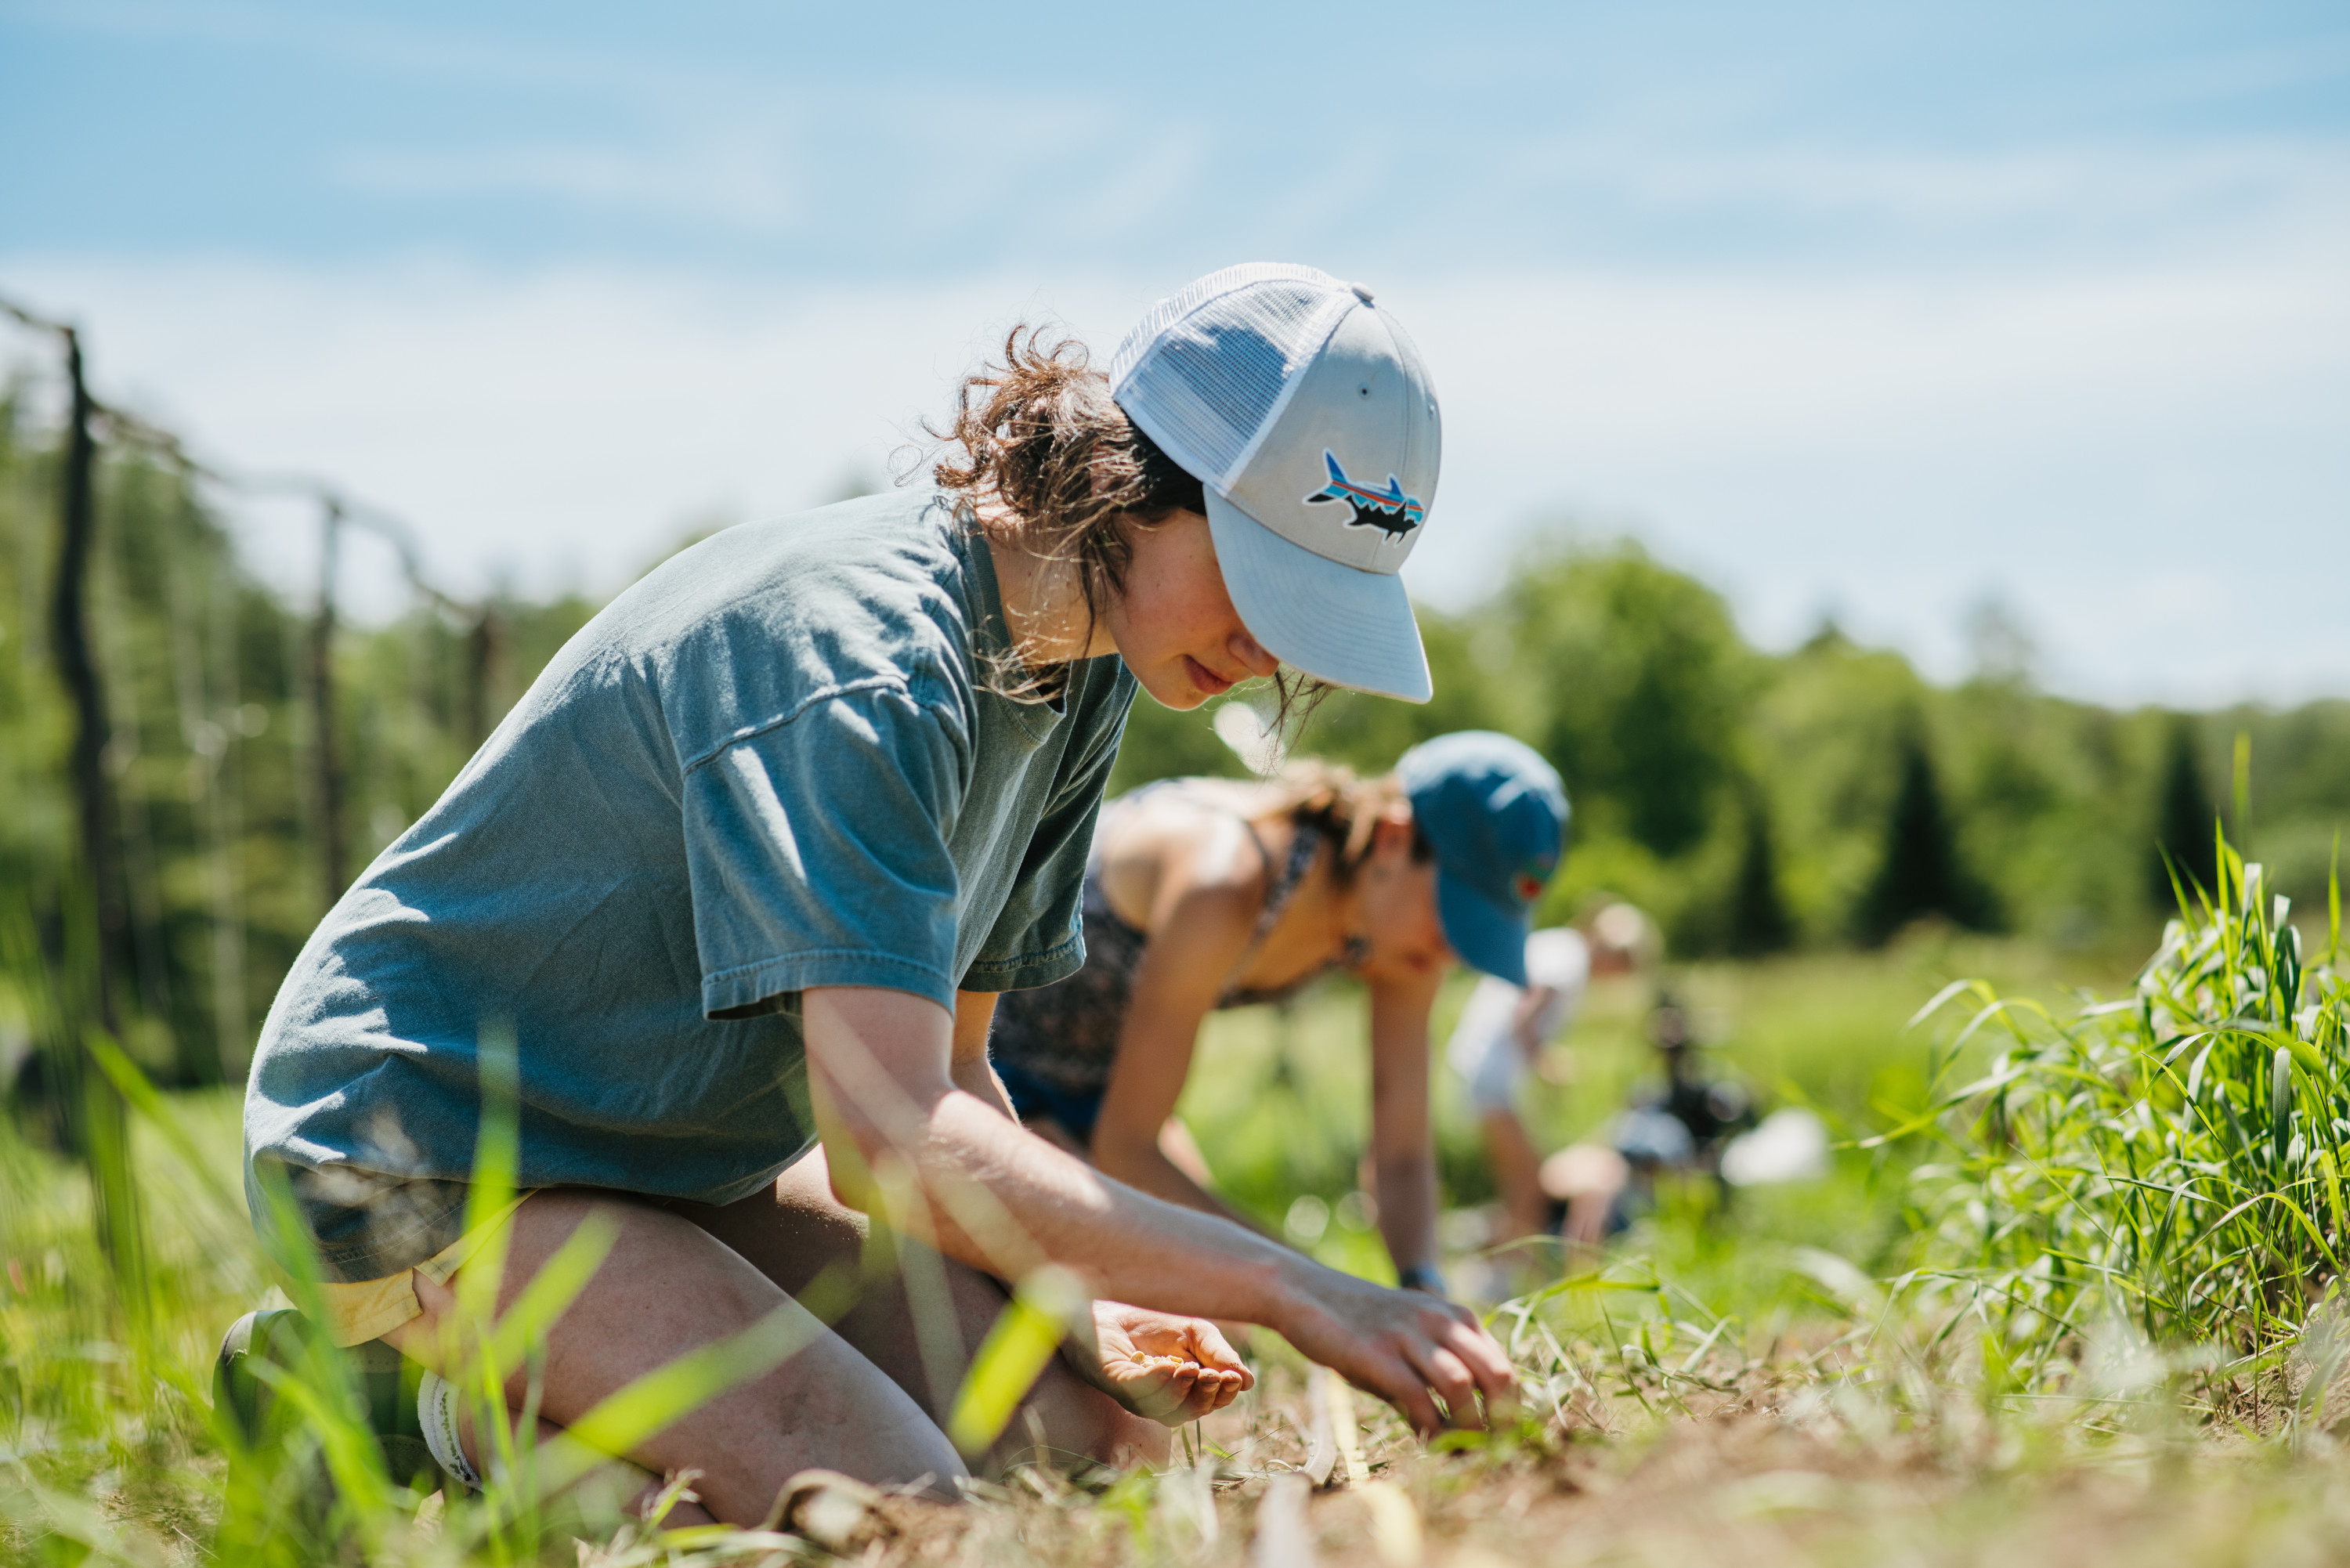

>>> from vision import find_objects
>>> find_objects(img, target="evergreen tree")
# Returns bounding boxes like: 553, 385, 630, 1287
1855, 723, 1998, 945
1725, 782, 1796, 955
2149, 713, 2221, 909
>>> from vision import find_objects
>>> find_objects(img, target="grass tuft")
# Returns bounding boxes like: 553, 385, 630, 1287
1896, 829, 2350, 1414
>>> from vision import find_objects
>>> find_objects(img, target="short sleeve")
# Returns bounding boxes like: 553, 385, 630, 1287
960, 667, 1133, 993
682, 682, 971, 1017
1527, 930, 1591, 1039
1528, 930, 1592, 991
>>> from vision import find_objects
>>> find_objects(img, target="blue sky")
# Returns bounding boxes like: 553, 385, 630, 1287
4, 0, 2346, 703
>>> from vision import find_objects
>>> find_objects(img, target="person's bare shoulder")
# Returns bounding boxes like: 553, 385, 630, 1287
1099, 787, 1271, 937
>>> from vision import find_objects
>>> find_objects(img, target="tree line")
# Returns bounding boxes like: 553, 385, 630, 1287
1112, 537, 2350, 961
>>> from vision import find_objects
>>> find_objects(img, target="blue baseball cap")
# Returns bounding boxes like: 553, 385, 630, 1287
1396, 732, 1568, 987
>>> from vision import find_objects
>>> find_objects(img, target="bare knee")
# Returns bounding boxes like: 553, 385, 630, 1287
1097, 1404, 1173, 1470
385, 1186, 971, 1519
996, 1360, 1170, 1476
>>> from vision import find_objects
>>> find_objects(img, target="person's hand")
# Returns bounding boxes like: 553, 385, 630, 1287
1274, 1263, 1517, 1436
1067, 1301, 1253, 1425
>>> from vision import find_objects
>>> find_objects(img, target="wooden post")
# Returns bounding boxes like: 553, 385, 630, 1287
51, 325, 119, 1030
310, 497, 348, 903
45, 320, 142, 1281
465, 602, 502, 749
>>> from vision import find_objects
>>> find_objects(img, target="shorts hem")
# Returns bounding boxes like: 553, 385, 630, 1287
303, 1190, 533, 1349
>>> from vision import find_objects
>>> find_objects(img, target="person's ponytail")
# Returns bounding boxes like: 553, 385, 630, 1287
1260, 759, 1420, 884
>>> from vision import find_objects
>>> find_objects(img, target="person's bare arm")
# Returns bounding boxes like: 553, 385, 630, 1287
1087, 881, 1267, 1233
951, 990, 1016, 1116
1366, 972, 1444, 1286
953, 988, 1249, 1422
804, 985, 1513, 1433
1511, 984, 1560, 1060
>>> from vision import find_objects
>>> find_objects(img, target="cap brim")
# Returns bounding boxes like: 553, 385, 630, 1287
1205, 491, 1431, 703
1436, 868, 1531, 986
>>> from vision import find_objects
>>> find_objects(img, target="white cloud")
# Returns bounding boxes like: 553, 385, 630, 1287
330, 135, 806, 234
1413, 243, 2350, 703
1493, 135, 2350, 237
4, 240, 2344, 707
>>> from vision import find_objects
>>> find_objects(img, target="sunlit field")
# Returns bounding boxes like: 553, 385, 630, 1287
10, 1, 2350, 1554
11, 861, 2348, 1566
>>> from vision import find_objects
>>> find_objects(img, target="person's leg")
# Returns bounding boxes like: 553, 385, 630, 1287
383, 1187, 966, 1525
449, 1398, 718, 1528
1539, 1143, 1629, 1252
1460, 1030, 1546, 1241
674, 1149, 1171, 1474
1478, 1108, 1549, 1242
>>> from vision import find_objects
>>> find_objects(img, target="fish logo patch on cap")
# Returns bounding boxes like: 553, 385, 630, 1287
1305, 450, 1424, 540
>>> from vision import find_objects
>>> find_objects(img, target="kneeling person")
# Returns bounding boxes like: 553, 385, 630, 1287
230, 266, 1516, 1526
989, 732, 1568, 1298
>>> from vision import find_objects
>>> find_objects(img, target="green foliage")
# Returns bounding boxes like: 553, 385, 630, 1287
1497, 541, 1750, 860
2210, 700, 2350, 912
2151, 714, 2222, 905
1741, 629, 1935, 945
1105, 537, 2350, 963
1853, 721, 2000, 945
1, 404, 591, 1090
1900, 829, 2350, 1378
1722, 783, 1796, 956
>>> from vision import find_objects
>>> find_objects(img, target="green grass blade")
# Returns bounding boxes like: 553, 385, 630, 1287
85, 1030, 241, 1214
526, 1301, 825, 1496
945, 1266, 1086, 1458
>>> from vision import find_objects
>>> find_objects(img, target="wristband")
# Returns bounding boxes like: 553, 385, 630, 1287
1396, 1263, 1446, 1295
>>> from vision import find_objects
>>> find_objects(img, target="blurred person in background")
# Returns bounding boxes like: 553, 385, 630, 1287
988, 732, 1567, 1299
1444, 901, 1653, 1242
1539, 984, 1825, 1248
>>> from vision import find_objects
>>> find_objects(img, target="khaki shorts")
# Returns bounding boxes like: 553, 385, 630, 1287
274, 1163, 532, 1348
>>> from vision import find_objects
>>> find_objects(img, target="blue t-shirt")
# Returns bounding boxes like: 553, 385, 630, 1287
244, 489, 1135, 1219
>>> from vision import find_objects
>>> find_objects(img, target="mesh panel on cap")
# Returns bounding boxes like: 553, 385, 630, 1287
1106, 262, 1342, 384
1108, 264, 1350, 488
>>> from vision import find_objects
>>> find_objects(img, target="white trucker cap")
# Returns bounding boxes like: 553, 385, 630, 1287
1107, 263, 1440, 703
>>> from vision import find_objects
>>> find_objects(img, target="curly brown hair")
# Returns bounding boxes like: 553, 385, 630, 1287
930, 327, 1202, 652
928, 326, 1323, 719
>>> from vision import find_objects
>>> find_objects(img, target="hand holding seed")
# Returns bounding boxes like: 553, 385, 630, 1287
1072, 1301, 1254, 1425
